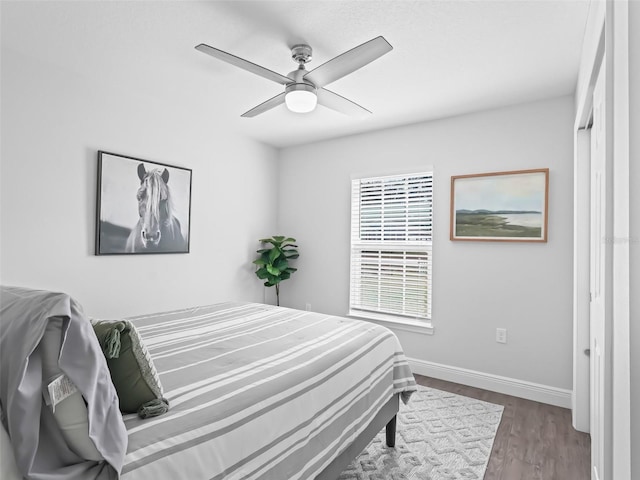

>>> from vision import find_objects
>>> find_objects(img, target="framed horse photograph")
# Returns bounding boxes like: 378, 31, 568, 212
95, 151, 192, 255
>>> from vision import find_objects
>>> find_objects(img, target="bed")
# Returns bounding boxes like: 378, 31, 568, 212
0, 287, 417, 479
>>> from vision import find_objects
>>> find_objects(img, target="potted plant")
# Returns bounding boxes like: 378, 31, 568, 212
253, 236, 299, 306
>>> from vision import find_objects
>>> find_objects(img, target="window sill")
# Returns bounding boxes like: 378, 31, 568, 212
347, 310, 434, 335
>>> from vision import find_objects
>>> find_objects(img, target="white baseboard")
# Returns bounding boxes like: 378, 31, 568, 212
408, 357, 572, 408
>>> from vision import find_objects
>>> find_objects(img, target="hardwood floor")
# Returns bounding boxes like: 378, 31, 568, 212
414, 374, 591, 480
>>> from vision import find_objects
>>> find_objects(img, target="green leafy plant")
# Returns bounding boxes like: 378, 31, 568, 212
253, 236, 299, 306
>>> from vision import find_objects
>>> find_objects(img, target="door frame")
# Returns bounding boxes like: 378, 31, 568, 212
573, 5, 604, 437
573, 0, 631, 478
607, 2, 631, 477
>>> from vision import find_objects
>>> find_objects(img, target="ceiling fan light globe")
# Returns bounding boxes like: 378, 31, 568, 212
286, 90, 317, 113
285, 83, 317, 113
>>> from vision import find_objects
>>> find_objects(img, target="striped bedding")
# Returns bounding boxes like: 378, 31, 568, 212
120, 302, 417, 480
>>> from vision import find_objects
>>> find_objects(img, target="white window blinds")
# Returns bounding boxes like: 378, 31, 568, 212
349, 172, 433, 320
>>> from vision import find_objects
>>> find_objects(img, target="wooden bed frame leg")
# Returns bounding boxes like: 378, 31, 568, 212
385, 415, 397, 447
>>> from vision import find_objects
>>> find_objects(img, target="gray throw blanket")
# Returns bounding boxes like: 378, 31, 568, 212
0, 286, 127, 479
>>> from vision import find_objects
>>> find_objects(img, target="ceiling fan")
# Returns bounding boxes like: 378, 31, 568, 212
195, 36, 392, 117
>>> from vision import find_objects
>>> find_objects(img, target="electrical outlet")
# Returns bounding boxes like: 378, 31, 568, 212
496, 328, 507, 344
305, 303, 311, 311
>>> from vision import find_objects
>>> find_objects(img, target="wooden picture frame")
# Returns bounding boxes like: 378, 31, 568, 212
96, 151, 192, 255
450, 168, 549, 242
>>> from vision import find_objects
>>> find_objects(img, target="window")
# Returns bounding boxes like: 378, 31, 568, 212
349, 171, 433, 323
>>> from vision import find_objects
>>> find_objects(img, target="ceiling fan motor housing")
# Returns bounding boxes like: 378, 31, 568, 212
286, 67, 316, 92
285, 81, 316, 98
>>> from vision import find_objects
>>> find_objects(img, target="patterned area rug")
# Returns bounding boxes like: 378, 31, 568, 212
340, 386, 504, 480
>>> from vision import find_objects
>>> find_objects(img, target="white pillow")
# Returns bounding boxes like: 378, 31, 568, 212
40, 318, 103, 461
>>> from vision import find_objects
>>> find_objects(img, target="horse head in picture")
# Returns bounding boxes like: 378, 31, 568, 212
126, 163, 187, 253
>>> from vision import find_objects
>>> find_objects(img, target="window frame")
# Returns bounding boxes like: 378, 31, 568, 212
348, 170, 434, 334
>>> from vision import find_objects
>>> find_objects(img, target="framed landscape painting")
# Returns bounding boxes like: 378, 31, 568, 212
96, 151, 192, 255
450, 168, 549, 242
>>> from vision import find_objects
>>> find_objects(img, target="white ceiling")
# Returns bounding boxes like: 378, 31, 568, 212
2, 0, 591, 149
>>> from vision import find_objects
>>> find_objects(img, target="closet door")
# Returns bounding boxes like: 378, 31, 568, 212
589, 57, 607, 480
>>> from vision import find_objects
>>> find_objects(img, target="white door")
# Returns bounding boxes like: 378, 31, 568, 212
589, 58, 606, 480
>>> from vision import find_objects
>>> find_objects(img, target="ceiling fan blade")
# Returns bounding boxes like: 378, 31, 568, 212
195, 43, 293, 85
241, 92, 286, 118
303, 36, 392, 88
317, 88, 371, 116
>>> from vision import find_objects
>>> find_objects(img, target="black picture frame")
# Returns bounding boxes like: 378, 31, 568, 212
95, 151, 192, 255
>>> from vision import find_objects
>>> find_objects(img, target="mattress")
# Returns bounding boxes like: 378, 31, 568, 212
121, 302, 416, 480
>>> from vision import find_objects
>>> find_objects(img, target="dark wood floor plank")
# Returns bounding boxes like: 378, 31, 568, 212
500, 456, 545, 480
483, 411, 512, 480
413, 374, 591, 480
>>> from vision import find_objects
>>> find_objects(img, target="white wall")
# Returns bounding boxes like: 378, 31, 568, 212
0, 5, 278, 318
278, 96, 575, 391
629, 2, 639, 477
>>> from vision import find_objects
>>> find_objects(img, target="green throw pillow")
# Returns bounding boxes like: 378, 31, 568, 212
91, 319, 168, 418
